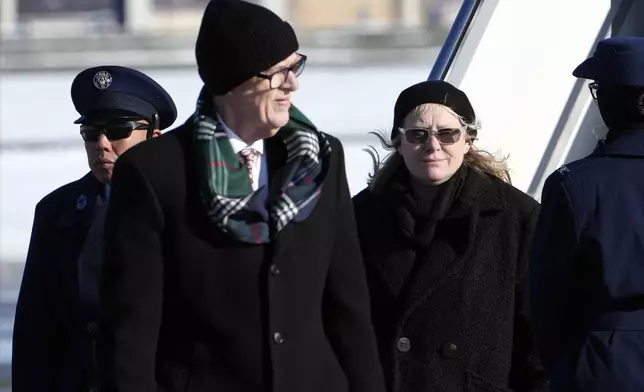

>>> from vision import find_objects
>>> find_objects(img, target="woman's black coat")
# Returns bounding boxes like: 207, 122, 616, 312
353, 167, 548, 392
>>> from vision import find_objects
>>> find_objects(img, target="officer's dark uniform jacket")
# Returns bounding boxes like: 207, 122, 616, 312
12, 64, 177, 392
13, 172, 106, 392
530, 129, 644, 392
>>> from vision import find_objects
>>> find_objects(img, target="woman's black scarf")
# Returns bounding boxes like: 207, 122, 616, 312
377, 165, 469, 299
384, 165, 468, 248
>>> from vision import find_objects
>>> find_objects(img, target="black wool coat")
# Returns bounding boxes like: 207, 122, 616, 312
353, 167, 548, 392
97, 124, 386, 392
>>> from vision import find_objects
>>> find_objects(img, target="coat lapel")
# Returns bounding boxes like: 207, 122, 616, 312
398, 170, 504, 325
355, 191, 403, 297
398, 201, 478, 324
53, 172, 104, 316
57, 172, 103, 229
77, 200, 109, 316
264, 135, 293, 258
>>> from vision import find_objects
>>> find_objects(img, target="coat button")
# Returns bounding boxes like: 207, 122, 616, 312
270, 264, 281, 276
396, 337, 411, 352
273, 332, 284, 344
441, 342, 458, 358
87, 322, 98, 335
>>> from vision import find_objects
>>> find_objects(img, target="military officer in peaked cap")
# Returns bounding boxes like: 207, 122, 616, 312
530, 36, 644, 392
12, 65, 177, 392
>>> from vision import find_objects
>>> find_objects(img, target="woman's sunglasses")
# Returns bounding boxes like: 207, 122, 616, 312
399, 127, 464, 145
80, 119, 149, 142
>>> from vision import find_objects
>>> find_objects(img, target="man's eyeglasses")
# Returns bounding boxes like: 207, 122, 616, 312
589, 82, 599, 99
80, 119, 149, 142
399, 127, 465, 145
256, 54, 307, 89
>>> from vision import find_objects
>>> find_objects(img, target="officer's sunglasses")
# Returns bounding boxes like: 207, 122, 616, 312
80, 119, 149, 142
399, 127, 465, 145
256, 54, 307, 89
589, 82, 599, 99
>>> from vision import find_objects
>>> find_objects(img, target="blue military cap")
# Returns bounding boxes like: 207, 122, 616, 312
71, 65, 177, 130
573, 36, 644, 86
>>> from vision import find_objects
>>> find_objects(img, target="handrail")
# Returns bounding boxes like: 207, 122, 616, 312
427, 0, 482, 81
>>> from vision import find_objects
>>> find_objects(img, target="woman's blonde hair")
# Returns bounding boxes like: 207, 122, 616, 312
365, 103, 510, 194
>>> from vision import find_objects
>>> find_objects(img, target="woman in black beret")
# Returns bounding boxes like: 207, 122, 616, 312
353, 80, 548, 392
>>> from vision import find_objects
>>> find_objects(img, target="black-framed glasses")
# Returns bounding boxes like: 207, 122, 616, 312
256, 53, 307, 89
80, 119, 149, 142
589, 82, 599, 99
399, 127, 465, 145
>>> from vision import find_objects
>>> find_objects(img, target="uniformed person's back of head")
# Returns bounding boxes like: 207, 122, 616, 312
574, 36, 644, 130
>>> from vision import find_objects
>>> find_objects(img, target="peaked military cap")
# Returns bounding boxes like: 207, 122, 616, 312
573, 36, 644, 86
71, 65, 178, 130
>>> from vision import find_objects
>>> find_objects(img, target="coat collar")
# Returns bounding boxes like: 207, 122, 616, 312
358, 165, 506, 216
357, 167, 507, 323
444, 167, 505, 217
593, 129, 644, 157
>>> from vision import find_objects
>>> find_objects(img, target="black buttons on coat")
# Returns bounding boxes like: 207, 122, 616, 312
395, 336, 458, 358
269, 265, 282, 345
273, 332, 284, 344
441, 342, 458, 358
86, 322, 98, 336
396, 337, 411, 352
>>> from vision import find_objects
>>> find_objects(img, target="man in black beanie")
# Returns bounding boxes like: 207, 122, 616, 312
97, 1, 386, 392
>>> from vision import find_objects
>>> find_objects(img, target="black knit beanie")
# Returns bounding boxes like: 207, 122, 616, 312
391, 80, 476, 140
195, 0, 300, 95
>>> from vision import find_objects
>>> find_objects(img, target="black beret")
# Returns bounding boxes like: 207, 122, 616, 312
392, 80, 475, 140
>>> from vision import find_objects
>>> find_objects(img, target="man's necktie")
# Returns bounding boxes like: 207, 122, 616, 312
239, 147, 259, 187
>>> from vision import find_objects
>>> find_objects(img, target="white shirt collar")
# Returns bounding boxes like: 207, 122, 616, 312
217, 114, 264, 155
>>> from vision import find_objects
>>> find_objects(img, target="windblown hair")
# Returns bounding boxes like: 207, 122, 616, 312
364, 104, 510, 194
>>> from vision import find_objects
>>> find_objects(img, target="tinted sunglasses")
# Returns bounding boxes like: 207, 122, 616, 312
80, 119, 149, 142
399, 127, 464, 145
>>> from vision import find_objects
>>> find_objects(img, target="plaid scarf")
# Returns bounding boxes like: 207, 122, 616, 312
192, 87, 332, 244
